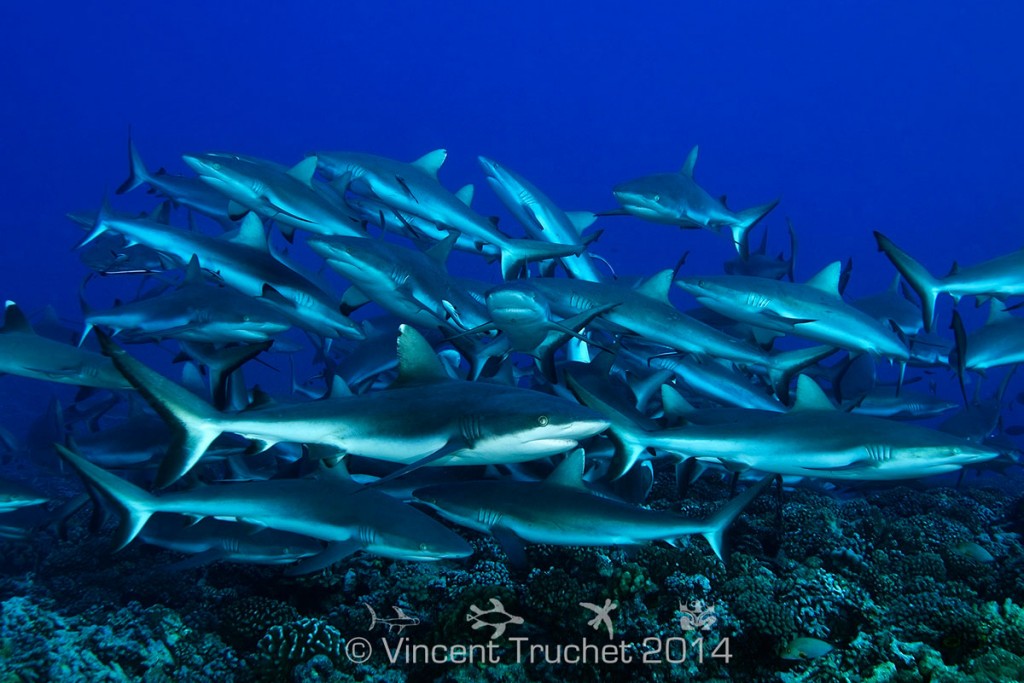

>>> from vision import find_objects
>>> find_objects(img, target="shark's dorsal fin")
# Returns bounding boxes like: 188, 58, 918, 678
454, 184, 474, 207
411, 149, 447, 178
183, 255, 204, 286
231, 213, 268, 250
287, 156, 319, 186
661, 384, 696, 421
425, 231, 459, 265
791, 375, 835, 411
805, 261, 843, 297
392, 324, 449, 386
544, 449, 588, 490
680, 146, 699, 178
635, 269, 674, 305
248, 386, 275, 410
151, 200, 172, 225
2, 302, 33, 334
565, 211, 597, 234
326, 375, 353, 398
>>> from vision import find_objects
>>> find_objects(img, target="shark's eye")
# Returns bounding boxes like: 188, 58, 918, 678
211, 162, 221, 171
653, 195, 661, 202
419, 543, 429, 551
537, 415, 549, 426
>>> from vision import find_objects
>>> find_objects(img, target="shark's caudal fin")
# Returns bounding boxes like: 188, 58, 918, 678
874, 231, 942, 332
96, 332, 224, 488
729, 199, 780, 258
115, 131, 151, 195
499, 239, 583, 281
54, 443, 156, 550
700, 474, 775, 562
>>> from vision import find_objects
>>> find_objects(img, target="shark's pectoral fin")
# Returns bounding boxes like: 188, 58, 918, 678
164, 548, 228, 572
491, 526, 527, 569
367, 438, 470, 487
799, 461, 872, 472
759, 310, 816, 326
285, 539, 363, 576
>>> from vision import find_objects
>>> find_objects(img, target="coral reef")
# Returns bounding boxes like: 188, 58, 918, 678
0, 465, 1022, 681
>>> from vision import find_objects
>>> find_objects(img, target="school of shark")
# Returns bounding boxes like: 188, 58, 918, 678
2, 137, 1023, 680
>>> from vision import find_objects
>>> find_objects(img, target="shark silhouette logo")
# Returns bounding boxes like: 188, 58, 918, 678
364, 603, 420, 634
465, 598, 524, 639
580, 598, 618, 638
678, 600, 717, 631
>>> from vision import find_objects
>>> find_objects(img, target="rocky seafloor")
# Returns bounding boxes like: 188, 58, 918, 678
1, 465, 1023, 683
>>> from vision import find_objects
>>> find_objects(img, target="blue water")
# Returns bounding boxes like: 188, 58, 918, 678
2, 3, 1024, 680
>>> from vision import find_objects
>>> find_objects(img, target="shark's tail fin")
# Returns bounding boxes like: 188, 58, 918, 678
701, 475, 775, 562
874, 231, 942, 332
54, 443, 156, 550
115, 130, 151, 195
729, 199, 780, 258
766, 345, 836, 403
97, 332, 224, 488
499, 239, 583, 280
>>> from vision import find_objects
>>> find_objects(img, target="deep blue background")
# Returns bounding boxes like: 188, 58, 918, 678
1, 2, 1023, 417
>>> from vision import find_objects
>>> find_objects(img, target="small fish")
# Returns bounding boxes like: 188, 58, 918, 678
780, 637, 835, 660
954, 541, 995, 563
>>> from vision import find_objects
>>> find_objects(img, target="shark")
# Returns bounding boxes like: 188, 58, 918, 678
80, 256, 292, 345
307, 233, 491, 333
0, 478, 49, 513
675, 262, 910, 363
875, 230, 1024, 332
137, 515, 325, 569
96, 325, 609, 487
955, 303, 1024, 375
494, 273, 834, 397
477, 155, 604, 282
77, 205, 364, 340
182, 152, 365, 240
610, 146, 779, 254
116, 134, 235, 227
414, 449, 775, 562
568, 371, 1000, 480
55, 443, 474, 565
0, 302, 132, 390
314, 149, 584, 279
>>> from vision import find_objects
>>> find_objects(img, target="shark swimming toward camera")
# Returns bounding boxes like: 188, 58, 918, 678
610, 146, 779, 254
477, 155, 604, 282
